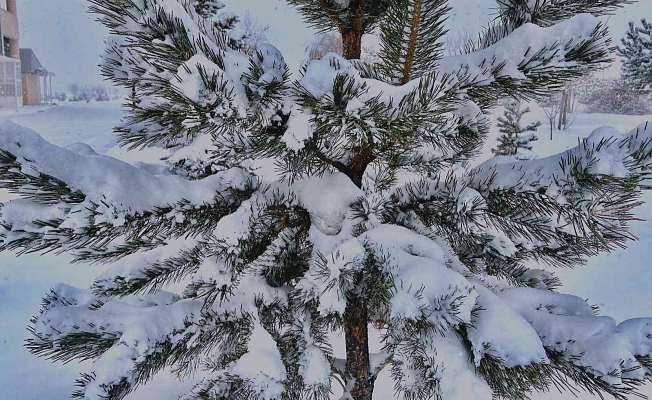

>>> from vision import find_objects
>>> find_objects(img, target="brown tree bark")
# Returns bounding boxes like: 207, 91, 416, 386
341, 0, 366, 60
342, 29, 363, 60
344, 295, 374, 400
341, 149, 375, 400
400, 0, 424, 84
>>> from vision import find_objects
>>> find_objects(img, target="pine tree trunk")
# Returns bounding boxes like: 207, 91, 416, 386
342, 29, 363, 59
339, 2, 372, 398
344, 296, 374, 400
341, 0, 365, 59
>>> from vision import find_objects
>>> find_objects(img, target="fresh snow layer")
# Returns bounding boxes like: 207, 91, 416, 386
230, 322, 288, 399
469, 286, 548, 368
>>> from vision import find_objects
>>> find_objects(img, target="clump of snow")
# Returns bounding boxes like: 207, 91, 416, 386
468, 286, 548, 367
282, 106, 314, 151
500, 287, 596, 317
361, 225, 478, 329
230, 322, 287, 399
299, 345, 331, 386
500, 287, 652, 383
175, 53, 248, 117
292, 172, 363, 235
519, 269, 557, 290
297, 237, 365, 316
253, 43, 287, 86
435, 336, 494, 400
456, 187, 484, 212
299, 53, 359, 99
486, 226, 519, 257
165, 133, 215, 175
583, 126, 631, 177
618, 318, 652, 360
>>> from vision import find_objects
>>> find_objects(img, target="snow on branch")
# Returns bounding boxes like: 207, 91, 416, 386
473, 122, 652, 192
498, 0, 634, 28
438, 14, 612, 108
0, 120, 253, 257
0, 120, 250, 212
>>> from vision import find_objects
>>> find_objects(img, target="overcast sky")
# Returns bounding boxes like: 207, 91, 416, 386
17, 0, 651, 92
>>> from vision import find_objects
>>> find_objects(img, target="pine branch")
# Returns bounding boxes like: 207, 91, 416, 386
498, 0, 634, 29
0, 149, 85, 205
448, 19, 613, 110
377, 0, 450, 84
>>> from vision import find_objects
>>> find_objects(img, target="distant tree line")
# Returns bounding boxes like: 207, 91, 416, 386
61, 84, 122, 102
575, 76, 651, 115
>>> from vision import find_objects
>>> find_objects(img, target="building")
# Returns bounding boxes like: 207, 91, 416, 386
0, 0, 21, 108
0, 0, 53, 108
20, 48, 53, 106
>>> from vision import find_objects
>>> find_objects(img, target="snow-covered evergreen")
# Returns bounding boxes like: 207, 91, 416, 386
492, 101, 541, 159
618, 18, 652, 91
2, 1, 652, 400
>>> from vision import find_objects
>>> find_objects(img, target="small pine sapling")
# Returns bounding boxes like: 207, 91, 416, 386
618, 18, 652, 91
492, 100, 541, 159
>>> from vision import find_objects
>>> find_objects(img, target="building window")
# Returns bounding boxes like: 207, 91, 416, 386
2, 83, 15, 96
3, 37, 10, 57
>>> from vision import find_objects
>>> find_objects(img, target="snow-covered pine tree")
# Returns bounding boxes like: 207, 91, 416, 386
618, 18, 652, 90
2, 0, 652, 399
492, 101, 541, 159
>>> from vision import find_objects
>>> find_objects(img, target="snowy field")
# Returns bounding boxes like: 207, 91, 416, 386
1, 102, 652, 399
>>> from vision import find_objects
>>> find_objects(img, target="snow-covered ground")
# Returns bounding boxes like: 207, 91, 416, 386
1, 102, 652, 399
0, 101, 124, 155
